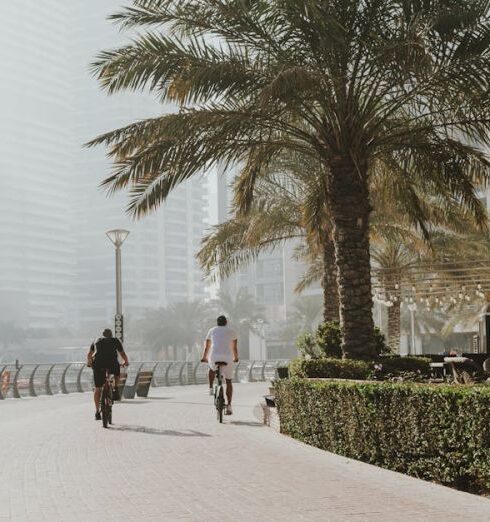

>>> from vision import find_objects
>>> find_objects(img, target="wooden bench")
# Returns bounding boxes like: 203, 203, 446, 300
136, 371, 153, 397
115, 371, 127, 400
123, 370, 154, 399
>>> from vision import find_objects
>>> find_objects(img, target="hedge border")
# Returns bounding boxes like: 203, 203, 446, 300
275, 378, 490, 493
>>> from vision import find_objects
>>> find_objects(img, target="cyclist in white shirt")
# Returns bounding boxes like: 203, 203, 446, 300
201, 315, 239, 415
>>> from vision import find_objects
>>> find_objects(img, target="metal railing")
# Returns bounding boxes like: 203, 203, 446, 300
0, 360, 289, 400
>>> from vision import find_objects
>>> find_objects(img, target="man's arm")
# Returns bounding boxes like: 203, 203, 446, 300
116, 339, 129, 367
87, 344, 95, 367
232, 339, 239, 363
201, 339, 211, 362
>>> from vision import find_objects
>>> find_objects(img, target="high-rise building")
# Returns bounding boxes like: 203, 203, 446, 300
0, 1, 209, 337
0, 1, 75, 330
71, 0, 208, 335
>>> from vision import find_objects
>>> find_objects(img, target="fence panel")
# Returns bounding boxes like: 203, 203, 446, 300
0, 359, 290, 399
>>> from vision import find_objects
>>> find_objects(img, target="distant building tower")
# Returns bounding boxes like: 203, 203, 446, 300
0, 1, 74, 331
71, 0, 209, 335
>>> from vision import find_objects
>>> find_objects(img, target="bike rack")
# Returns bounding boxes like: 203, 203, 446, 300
60, 364, 71, 394
248, 361, 256, 382
150, 362, 159, 386
261, 361, 267, 381
29, 365, 40, 397
164, 362, 174, 386
45, 365, 55, 395
178, 362, 187, 385
0, 359, 289, 399
13, 365, 23, 399
76, 364, 86, 393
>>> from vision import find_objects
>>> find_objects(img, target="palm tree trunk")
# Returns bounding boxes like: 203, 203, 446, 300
387, 301, 401, 354
322, 237, 340, 322
328, 157, 376, 359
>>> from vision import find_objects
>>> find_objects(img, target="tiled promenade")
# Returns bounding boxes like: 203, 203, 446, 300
1, 383, 490, 521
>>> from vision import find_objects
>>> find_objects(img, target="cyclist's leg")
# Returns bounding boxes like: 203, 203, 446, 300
113, 362, 121, 400
92, 366, 106, 414
208, 359, 217, 389
225, 379, 233, 405
222, 363, 234, 411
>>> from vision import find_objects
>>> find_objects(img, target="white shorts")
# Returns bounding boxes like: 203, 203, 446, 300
209, 358, 234, 380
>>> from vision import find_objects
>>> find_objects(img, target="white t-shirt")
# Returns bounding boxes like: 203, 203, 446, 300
206, 326, 237, 361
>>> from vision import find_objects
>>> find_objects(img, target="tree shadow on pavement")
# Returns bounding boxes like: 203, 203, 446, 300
111, 424, 211, 437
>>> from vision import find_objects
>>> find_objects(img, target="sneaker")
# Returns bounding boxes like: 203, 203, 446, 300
95, 411, 101, 421
225, 405, 233, 415
209, 387, 214, 396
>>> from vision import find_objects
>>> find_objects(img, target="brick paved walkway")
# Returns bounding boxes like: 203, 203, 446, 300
1, 383, 490, 521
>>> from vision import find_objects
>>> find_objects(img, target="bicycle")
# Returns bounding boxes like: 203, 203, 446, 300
213, 361, 228, 423
100, 369, 115, 429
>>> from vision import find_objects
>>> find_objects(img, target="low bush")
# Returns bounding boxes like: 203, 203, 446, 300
370, 357, 431, 380
289, 357, 371, 379
289, 356, 431, 381
275, 379, 490, 493
296, 321, 389, 359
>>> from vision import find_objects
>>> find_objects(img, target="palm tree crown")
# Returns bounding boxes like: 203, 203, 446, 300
90, 0, 490, 358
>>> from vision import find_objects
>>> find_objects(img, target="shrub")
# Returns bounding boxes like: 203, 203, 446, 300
289, 356, 431, 381
289, 357, 371, 380
370, 356, 431, 380
295, 332, 319, 358
315, 322, 342, 358
275, 379, 490, 493
298, 321, 389, 359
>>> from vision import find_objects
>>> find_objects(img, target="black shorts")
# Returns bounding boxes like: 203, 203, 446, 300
92, 363, 119, 387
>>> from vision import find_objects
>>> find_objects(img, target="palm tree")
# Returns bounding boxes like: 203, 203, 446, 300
198, 154, 340, 322
199, 150, 490, 352
289, 295, 323, 333
135, 301, 212, 359
89, 1, 490, 359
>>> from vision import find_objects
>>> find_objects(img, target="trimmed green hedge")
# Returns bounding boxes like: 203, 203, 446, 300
289, 356, 431, 380
289, 357, 370, 379
275, 379, 490, 492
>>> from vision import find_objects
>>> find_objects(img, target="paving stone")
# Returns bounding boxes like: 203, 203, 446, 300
1, 383, 490, 521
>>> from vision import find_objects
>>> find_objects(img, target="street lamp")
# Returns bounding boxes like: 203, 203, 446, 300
106, 229, 130, 341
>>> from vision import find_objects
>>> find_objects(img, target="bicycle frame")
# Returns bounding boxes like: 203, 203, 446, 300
214, 365, 226, 423
100, 371, 115, 428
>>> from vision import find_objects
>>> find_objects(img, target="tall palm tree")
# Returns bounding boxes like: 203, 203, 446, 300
213, 288, 266, 359
90, 0, 490, 359
198, 154, 340, 322
135, 301, 212, 359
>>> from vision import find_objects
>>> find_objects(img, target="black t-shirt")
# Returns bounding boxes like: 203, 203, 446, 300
90, 337, 123, 367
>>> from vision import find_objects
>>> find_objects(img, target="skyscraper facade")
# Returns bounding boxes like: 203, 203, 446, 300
0, 1, 75, 330
0, 1, 209, 337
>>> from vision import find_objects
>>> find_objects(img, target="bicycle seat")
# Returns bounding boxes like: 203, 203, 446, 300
215, 361, 228, 366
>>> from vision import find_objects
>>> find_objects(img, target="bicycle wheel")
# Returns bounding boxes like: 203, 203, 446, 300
101, 387, 110, 428
216, 386, 224, 423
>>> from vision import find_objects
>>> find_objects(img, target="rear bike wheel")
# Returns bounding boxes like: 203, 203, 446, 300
216, 386, 225, 423
101, 387, 111, 428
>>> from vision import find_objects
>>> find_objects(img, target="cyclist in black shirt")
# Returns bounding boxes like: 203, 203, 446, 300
87, 328, 129, 420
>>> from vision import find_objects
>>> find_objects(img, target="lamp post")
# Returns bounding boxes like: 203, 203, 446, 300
106, 229, 130, 341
